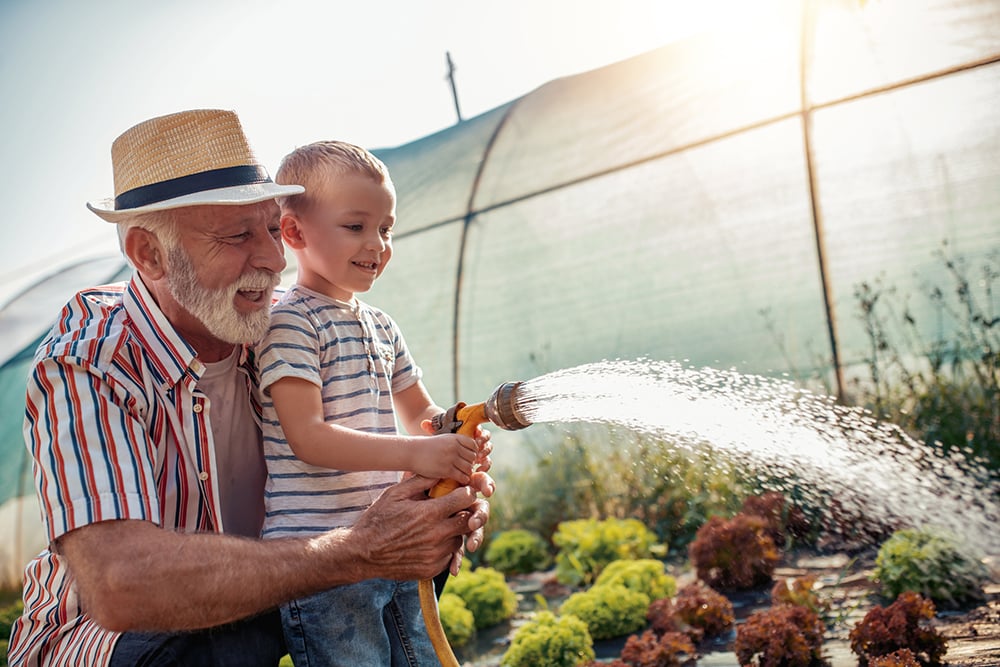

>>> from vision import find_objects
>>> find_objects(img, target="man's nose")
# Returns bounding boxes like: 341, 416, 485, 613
253, 228, 287, 274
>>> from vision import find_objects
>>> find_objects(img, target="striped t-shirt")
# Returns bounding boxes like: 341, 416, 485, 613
256, 285, 421, 539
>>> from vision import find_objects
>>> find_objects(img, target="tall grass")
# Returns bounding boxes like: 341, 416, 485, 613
850, 243, 999, 474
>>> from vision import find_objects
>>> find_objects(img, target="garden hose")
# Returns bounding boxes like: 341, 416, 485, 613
420, 385, 532, 666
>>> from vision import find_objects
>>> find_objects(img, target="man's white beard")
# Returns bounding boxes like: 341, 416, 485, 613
166, 246, 278, 345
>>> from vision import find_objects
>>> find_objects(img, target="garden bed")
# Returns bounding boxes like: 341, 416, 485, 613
455, 549, 1000, 666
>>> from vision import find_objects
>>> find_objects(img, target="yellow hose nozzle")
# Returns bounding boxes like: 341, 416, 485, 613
428, 382, 531, 498
421, 381, 534, 665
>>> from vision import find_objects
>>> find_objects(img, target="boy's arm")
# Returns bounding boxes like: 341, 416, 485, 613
394, 380, 444, 436
395, 380, 494, 472
270, 376, 477, 480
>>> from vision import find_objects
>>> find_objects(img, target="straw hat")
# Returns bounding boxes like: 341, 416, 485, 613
87, 109, 304, 222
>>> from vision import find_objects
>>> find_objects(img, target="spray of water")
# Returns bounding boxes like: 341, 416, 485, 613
512, 359, 1000, 554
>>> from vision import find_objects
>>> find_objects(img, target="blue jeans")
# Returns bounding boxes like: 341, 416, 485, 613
109, 609, 286, 667
281, 578, 439, 667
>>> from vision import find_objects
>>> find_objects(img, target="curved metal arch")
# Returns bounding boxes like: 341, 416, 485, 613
450, 99, 525, 399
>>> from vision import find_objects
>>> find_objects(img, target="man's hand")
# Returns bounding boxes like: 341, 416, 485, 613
348, 473, 494, 579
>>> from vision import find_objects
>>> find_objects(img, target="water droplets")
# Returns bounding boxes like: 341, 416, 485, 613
513, 360, 999, 554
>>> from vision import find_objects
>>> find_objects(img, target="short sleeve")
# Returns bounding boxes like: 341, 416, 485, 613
256, 305, 324, 396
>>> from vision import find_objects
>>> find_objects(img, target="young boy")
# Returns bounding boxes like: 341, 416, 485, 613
256, 140, 486, 666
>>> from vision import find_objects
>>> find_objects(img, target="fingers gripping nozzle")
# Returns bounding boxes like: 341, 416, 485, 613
427, 382, 530, 499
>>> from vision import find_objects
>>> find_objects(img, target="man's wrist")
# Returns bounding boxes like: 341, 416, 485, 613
307, 527, 367, 586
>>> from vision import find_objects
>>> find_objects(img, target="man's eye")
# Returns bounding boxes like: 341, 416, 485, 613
227, 233, 250, 242
269, 227, 281, 238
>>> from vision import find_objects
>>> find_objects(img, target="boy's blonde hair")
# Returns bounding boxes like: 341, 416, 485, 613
275, 140, 393, 215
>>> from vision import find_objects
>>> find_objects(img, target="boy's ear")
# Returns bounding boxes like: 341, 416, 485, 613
281, 214, 306, 249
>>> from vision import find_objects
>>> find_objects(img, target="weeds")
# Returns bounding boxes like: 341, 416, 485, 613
489, 425, 748, 556
850, 243, 1000, 473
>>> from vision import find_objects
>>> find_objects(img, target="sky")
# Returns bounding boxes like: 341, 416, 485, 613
0, 0, 756, 303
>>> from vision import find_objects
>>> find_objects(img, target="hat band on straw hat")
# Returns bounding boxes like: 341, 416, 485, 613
114, 164, 272, 211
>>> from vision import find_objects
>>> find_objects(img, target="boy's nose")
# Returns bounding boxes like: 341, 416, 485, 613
364, 233, 387, 251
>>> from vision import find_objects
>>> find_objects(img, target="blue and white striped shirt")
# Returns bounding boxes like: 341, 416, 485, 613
256, 285, 421, 539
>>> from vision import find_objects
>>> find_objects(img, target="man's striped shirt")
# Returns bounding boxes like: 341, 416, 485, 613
256, 284, 421, 539
8, 276, 260, 667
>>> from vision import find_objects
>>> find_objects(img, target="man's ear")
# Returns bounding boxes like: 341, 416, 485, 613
281, 214, 306, 250
124, 226, 168, 279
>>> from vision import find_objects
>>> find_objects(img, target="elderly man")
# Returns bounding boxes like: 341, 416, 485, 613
8, 109, 493, 667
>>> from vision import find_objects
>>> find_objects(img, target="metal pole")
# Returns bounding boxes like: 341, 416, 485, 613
450, 101, 521, 398
445, 51, 463, 123
800, 0, 846, 402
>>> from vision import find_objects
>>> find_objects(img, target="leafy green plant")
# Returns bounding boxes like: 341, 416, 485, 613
688, 513, 780, 591
873, 528, 988, 607
592, 558, 676, 602
438, 592, 475, 648
500, 611, 595, 667
559, 584, 650, 641
849, 591, 947, 666
443, 566, 518, 630
553, 518, 664, 587
486, 529, 552, 575
734, 604, 826, 667
490, 425, 747, 554
492, 427, 617, 547
597, 433, 748, 552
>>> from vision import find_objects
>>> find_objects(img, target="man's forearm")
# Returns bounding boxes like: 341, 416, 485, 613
58, 519, 365, 632
57, 475, 489, 634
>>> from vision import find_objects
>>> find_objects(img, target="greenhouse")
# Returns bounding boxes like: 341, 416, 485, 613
1, 0, 998, 589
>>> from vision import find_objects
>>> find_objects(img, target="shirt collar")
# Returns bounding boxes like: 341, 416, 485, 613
123, 274, 198, 388
124, 273, 255, 388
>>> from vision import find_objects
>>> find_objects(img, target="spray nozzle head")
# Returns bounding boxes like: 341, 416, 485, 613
484, 381, 532, 431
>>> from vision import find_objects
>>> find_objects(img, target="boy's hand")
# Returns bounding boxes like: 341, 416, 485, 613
411, 434, 478, 483
418, 412, 495, 575
422, 408, 493, 474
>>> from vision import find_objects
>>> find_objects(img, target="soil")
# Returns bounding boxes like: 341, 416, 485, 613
456, 549, 1000, 666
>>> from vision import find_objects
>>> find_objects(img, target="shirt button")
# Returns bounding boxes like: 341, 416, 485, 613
198, 471, 209, 481
193, 404, 203, 413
